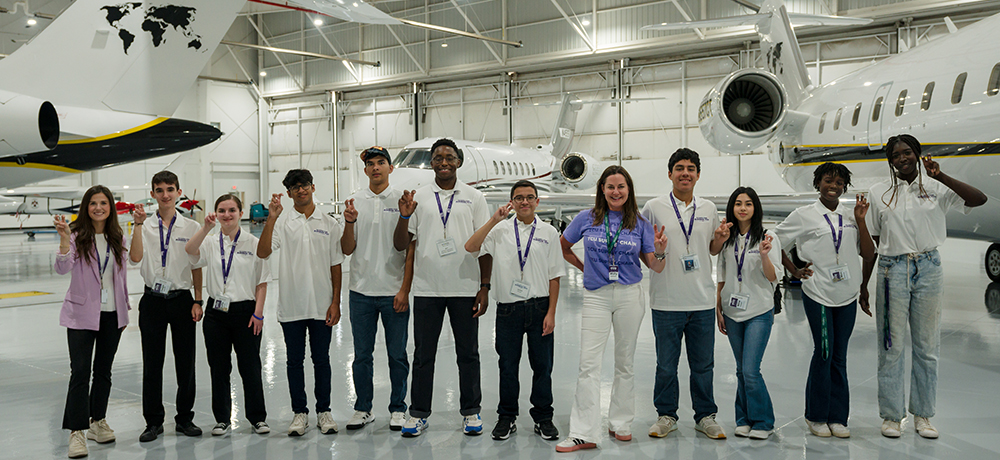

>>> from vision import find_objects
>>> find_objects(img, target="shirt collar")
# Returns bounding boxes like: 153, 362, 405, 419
363, 185, 395, 199
670, 192, 697, 211
291, 207, 318, 221
813, 199, 843, 215
431, 182, 460, 194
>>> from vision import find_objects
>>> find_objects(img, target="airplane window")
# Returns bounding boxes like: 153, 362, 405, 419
507, 162, 513, 175
818, 113, 826, 134
921, 82, 934, 110
895, 89, 908, 117
872, 97, 883, 122
532, 165, 536, 175
834, 108, 843, 131
520, 163, 525, 175
394, 148, 433, 169
988, 64, 1000, 96
852, 103, 862, 126
493, 161, 498, 175
501, 162, 507, 175
952, 72, 967, 104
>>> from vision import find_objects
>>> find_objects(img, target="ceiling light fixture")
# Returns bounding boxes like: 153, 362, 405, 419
259, 71, 267, 76
314, 18, 323, 26
441, 42, 448, 48
26, 18, 37, 26
581, 19, 590, 26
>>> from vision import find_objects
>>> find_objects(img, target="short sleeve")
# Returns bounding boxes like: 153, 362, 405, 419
256, 243, 272, 285
548, 229, 566, 280
717, 244, 728, 280
936, 182, 971, 215
866, 186, 882, 237
640, 201, 656, 226
188, 237, 212, 268
639, 218, 656, 254
329, 220, 346, 266
767, 230, 782, 274
562, 210, 590, 244
407, 204, 419, 238
472, 191, 491, 228
271, 217, 283, 251
773, 208, 804, 251
480, 224, 501, 257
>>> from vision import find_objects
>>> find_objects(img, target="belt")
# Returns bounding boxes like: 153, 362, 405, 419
497, 296, 549, 308
144, 285, 190, 299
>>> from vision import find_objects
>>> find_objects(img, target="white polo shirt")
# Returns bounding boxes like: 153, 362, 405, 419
347, 186, 406, 296
480, 216, 566, 304
640, 194, 720, 311
408, 181, 490, 297
133, 212, 202, 290
867, 178, 970, 257
718, 229, 782, 322
775, 201, 863, 307
191, 231, 271, 303
270, 207, 345, 322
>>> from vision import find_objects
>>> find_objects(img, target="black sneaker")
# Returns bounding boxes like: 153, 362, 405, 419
139, 424, 163, 443
176, 420, 203, 437
491, 417, 516, 440
534, 420, 559, 440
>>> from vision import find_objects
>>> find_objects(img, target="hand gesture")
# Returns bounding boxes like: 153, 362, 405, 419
268, 193, 283, 218
854, 194, 870, 221
859, 289, 872, 317
344, 199, 358, 223
203, 212, 217, 229
54, 215, 71, 239
653, 224, 668, 253
491, 203, 513, 223
922, 155, 941, 178
398, 190, 417, 217
132, 205, 147, 225
759, 234, 773, 256
792, 262, 813, 280
714, 218, 733, 242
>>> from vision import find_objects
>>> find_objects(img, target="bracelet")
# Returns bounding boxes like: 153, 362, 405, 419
193, 300, 203, 306
134, 222, 143, 225
345, 219, 357, 224
252, 313, 264, 321
400, 214, 411, 220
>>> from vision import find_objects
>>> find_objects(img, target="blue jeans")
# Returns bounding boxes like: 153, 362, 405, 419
650, 309, 718, 422
348, 291, 410, 413
495, 297, 554, 422
279, 319, 332, 414
875, 250, 942, 422
724, 310, 775, 431
802, 294, 856, 425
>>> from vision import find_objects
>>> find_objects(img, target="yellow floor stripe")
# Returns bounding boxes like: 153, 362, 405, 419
0, 291, 51, 300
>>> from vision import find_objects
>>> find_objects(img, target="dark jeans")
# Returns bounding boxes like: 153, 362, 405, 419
651, 309, 718, 422
63, 312, 124, 431
279, 319, 332, 414
802, 294, 857, 425
139, 290, 197, 426
349, 291, 410, 413
410, 296, 481, 418
204, 299, 266, 424
495, 296, 554, 422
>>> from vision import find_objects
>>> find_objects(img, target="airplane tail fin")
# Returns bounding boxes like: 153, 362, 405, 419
549, 93, 583, 159
0, 0, 245, 116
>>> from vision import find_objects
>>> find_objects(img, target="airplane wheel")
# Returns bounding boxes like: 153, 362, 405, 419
987, 243, 1000, 282
986, 282, 1000, 315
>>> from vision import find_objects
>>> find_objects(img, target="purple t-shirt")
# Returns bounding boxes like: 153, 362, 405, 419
563, 209, 656, 291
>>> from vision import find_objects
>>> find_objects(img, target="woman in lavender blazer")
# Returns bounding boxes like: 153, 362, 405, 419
54, 185, 146, 459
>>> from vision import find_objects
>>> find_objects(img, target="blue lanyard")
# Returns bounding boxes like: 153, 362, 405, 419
823, 213, 843, 263
158, 214, 177, 269
220, 230, 241, 286
96, 239, 111, 284
735, 231, 751, 285
670, 193, 696, 252
514, 217, 537, 278
434, 191, 456, 237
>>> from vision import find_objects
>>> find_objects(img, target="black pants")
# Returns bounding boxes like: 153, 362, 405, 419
63, 312, 124, 431
139, 289, 197, 426
409, 296, 481, 418
495, 297, 554, 422
203, 299, 266, 424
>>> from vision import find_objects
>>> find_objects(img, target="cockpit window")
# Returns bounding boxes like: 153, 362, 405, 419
393, 148, 433, 169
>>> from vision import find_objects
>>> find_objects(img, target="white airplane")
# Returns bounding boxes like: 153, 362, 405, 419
0, 0, 246, 214
643, 0, 1000, 281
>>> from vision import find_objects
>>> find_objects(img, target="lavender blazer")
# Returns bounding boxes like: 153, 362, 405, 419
54, 236, 131, 331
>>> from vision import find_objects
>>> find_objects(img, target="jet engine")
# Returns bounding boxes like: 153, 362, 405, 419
557, 152, 601, 191
698, 69, 787, 154
0, 90, 60, 158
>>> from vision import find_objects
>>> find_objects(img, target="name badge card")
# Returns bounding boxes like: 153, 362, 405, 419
101, 288, 109, 304
680, 254, 701, 273
510, 280, 531, 299
152, 277, 173, 295
436, 237, 457, 257
609, 265, 620, 281
213, 295, 232, 312
830, 264, 851, 282
729, 293, 750, 311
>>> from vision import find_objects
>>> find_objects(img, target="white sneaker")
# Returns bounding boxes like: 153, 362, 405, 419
346, 411, 375, 430
696, 415, 727, 439
554, 437, 596, 452
401, 416, 428, 437
68, 430, 88, 459
87, 418, 115, 443
211, 423, 230, 436
317, 411, 339, 434
914, 416, 938, 439
734, 425, 751, 437
648, 415, 677, 438
807, 419, 831, 437
881, 419, 901, 438
252, 421, 271, 434
287, 413, 308, 436
463, 414, 483, 435
748, 429, 771, 440
389, 412, 406, 431
828, 423, 850, 438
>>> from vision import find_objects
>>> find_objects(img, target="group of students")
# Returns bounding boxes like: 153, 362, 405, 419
52, 134, 985, 458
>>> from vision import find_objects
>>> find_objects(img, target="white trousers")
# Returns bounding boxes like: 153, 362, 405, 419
568, 282, 646, 443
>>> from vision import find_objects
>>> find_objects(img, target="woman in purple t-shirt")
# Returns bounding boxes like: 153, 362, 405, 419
555, 165, 667, 452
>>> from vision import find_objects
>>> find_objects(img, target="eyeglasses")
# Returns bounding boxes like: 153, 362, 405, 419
430, 155, 460, 165
511, 195, 537, 203
287, 182, 312, 193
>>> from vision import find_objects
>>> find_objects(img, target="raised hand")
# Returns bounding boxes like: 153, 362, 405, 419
344, 198, 358, 223
759, 234, 773, 255
398, 190, 417, 217
268, 193, 283, 218
132, 205, 147, 225
714, 217, 733, 242
793, 262, 813, 280
203, 212, 218, 229
854, 193, 870, 221
53, 215, 71, 239
922, 155, 941, 178
491, 202, 513, 223
653, 224, 668, 253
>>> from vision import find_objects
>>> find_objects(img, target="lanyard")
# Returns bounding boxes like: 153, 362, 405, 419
96, 240, 111, 287
604, 214, 624, 265
220, 230, 241, 286
514, 217, 537, 280
734, 231, 751, 289
158, 213, 177, 269
434, 191, 456, 238
823, 213, 843, 264
670, 193, 696, 253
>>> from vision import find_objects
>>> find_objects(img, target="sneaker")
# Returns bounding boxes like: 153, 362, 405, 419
287, 413, 308, 437
807, 419, 831, 437
608, 428, 632, 441
87, 418, 115, 443
881, 419, 901, 438
346, 411, 375, 430
252, 421, 271, 434
211, 423, 230, 436
317, 411, 339, 434
734, 425, 751, 437
534, 420, 559, 440
492, 417, 516, 440
175, 420, 203, 437
555, 437, 596, 452
68, 430, 88, 459
138, 424, 163, 442
748, 429, 771, 440
696, 415, 727, 439
914, 416, 938, 439
389, 412, 406, 431
401, 416, 428, 437
829, 423, 850, 438
648, 415, 678, 438
463, 414, 483, 436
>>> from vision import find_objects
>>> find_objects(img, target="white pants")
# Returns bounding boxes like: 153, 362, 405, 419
568, 282, 646, 443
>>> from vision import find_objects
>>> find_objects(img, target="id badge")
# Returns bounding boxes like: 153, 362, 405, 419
213, 295, 232, 312
608, 265, 620, 281
829, 264, 851, 282
436, 237, 458, 257
100, 288, 109, 304
680, 254, 701, 273
152, 277, 173, 295
510, 280, 531, 299
728, 293, 750, 311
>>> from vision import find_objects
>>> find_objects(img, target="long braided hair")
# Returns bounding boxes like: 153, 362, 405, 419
882, 134, 929, 207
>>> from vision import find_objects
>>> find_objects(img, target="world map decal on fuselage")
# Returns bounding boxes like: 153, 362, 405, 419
100, 3, 203, 54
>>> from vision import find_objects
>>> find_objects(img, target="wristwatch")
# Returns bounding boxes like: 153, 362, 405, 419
480, 283, 491, 290
654, 252, 666, 261
193, 300, 203, 306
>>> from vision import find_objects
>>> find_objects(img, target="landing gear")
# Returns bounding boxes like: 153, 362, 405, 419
987, 243, 1000, 282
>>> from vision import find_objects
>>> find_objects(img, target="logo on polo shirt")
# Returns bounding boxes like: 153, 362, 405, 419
383, 207, 400, 213
694, 217, 711, 222
532, 237, 549, 244
237, 251, 254, 256
845, 224, 858, 230
455, 199, 473, 205
175, 237, 190, 242
313, 229, 330, 236
917, 193, 938, 200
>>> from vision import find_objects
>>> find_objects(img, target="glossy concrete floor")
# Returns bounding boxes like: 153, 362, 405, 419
2, 226, 999, 460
